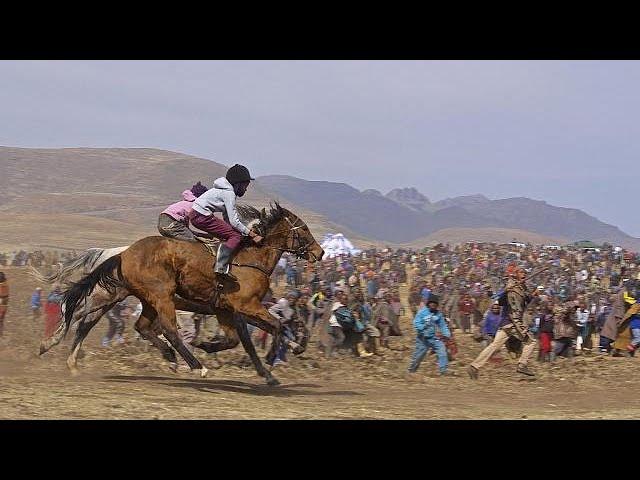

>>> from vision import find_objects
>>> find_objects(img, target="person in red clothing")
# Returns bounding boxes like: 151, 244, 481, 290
44, 285, 63, 339
537, 303, 555, 362
0, 272, 8, 337
458, 292, 475, 334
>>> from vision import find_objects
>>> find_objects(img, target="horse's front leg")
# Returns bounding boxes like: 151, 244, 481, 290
234, 313, 280, 386
236, 298, 304, 357
234, 299, 304, 356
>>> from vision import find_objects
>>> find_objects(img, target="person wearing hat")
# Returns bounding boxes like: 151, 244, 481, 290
157, 181, 209, 242
467, 264, 540, 379
324, 288, 348, 358
407, 294, 452, 376
190, 164, 264, 282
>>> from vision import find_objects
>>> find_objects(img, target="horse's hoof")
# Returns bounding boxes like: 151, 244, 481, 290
199, 367, 209, 378
266, 376, 280, 386
38, 344, 47, 356
168, 362, 178, 373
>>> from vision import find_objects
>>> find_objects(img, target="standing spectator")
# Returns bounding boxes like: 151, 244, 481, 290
176, 310, 202, 354
294, 293, 312, 335
420, 283, 432, 303
102, 301, 128, 347
308, 285, 330, 330
44, 286, 63, 339
324, 289, 348, 358
480, 301, 503, 347
407, 295, 452, 376
458, 293, 475, 334
366, 273, 379, 300
626, 308, 640, 355
267, 292, 298, 366
537, 304, 555, 361
372, 291, 396, 350
0, 272, 8, 337
596, 302, 612, 353
551, 303, 578, 360
575, 303, 591, 352
31, 287, 43, 320
286, 262, 297, 287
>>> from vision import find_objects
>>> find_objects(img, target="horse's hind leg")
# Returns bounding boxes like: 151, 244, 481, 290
192, 311, 240, 353
67, 313, 103, 375
66, 289, 129, 374
40, 296, 89, 355
39, 313, 73, 355
150, 298, 206, 377
135, 304, 178, 369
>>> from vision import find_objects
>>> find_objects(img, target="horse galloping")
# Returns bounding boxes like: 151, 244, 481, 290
56, 204, 324, 385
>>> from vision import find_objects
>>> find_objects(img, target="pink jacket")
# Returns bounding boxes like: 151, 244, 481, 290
161, 190, 197, 223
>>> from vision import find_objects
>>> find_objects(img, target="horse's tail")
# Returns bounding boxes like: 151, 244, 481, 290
27, 248, 108, 285
61, 254, 123, 338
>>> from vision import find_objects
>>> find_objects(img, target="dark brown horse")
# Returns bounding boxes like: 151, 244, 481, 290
57, 204, 324, 385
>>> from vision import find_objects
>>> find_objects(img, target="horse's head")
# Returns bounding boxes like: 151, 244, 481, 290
240, 203, 324, 262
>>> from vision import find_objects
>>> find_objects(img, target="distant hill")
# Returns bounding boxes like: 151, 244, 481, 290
255, 175, 428, 242
385, 187, 433, 212
258, 175, 640, 250
2, 147, 638, 252
0, 147, 362, 250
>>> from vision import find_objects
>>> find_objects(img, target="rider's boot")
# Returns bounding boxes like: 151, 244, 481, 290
214, 243, 237, 286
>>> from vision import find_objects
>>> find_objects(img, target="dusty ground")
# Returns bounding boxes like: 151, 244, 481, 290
2, 266, 640, 419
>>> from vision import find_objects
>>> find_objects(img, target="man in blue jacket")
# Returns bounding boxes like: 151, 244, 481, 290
407, 295, 452, 376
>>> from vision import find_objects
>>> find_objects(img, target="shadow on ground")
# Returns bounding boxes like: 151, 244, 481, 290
102, 375, 364, 397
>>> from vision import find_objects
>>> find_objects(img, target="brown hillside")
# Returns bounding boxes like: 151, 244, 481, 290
0, 147, 373, 250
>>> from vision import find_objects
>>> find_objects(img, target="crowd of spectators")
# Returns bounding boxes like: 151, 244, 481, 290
4, 240, 640, 374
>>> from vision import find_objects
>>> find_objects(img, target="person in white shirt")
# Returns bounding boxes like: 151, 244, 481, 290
325, 289, 348, 358
190, 164, 263, 282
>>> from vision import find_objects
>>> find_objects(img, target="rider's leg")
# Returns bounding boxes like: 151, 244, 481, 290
157, 214, 197, 242
190, 212, 242, 281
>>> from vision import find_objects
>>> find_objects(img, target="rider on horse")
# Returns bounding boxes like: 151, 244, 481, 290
190, 164, 264, 281
157, 181, 209, 242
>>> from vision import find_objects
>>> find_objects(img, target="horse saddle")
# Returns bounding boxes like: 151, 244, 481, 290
194, 235, 220, 257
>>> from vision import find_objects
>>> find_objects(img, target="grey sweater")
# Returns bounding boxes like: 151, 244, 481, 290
192, 177, 251, 235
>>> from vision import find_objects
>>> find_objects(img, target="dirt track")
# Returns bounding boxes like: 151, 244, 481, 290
2, 267, 640, 419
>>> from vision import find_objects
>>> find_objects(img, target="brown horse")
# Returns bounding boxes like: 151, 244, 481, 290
58, 203, 324, 385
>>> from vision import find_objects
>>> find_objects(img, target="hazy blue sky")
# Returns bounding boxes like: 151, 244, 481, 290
0, 60, 637, 235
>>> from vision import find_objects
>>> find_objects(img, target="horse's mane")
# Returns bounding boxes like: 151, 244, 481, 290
236, 202, 289, 236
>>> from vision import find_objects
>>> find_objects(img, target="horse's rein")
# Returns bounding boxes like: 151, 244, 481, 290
261, 216, 314, 258
231, 216, 317, 277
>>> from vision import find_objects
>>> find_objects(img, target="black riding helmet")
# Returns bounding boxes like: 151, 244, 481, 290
226, 164, 255, 185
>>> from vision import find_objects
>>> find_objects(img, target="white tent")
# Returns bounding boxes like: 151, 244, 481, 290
321, 233, 361, 258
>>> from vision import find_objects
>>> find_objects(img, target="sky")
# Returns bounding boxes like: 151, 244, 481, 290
0, 60, 637, 235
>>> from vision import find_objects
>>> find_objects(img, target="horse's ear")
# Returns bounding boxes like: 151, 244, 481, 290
260, 208, 267, 220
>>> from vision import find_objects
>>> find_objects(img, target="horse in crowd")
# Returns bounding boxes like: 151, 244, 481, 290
33, 204, 324, 386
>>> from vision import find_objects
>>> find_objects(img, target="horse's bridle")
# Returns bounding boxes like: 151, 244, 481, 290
231, 216, 318, 277
264, 216, 317, 261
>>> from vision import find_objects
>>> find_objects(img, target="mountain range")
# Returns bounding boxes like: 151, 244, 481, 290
1, 146, 638, 251
257, 176, 640, 250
